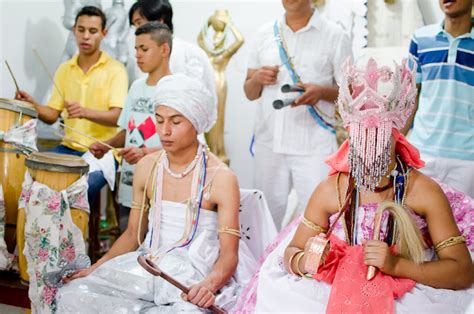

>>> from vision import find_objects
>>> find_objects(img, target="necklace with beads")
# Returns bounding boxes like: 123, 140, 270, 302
163, 145, 203, 179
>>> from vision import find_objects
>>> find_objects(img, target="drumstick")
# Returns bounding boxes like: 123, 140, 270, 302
54, 131, 91, 151
58, 122, 120, 153
4, 60, 20, 93
32, 48, 65, 101
137, 256, 226, 314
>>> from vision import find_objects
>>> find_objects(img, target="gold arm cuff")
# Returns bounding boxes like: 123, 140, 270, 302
301, 217, 328, 234
435, 236, 466, 253
131, 201, 149, 211
288, 250, 303, 276
295, 252, 313, 279
218, 227, 241, 238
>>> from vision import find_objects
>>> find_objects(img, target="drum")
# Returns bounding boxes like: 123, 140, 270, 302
17, 152, 89, 282
0, 98, 37, 252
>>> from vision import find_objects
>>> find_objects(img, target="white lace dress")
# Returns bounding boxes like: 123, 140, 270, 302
56, 201, 257, 313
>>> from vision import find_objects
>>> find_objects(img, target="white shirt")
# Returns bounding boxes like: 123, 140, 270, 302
132, 37, 217, 115
247, 10, 351, 155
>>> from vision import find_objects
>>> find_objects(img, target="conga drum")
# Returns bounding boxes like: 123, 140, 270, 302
0, 98, 37, 252
17, 152, 89, 282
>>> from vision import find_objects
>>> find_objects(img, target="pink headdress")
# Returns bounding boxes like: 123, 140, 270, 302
335, 57, 418, 191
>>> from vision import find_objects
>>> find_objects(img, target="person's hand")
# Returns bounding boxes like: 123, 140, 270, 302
90, 142, 111, 159
65, 101, 88, 119
363, 240, 399, 275
15, 90, 35, 103
62, 264, 97, 284
294, 83, 323, 106
253, 65, 279, 86
181, 281, 216, 309
119, 147, 145, 165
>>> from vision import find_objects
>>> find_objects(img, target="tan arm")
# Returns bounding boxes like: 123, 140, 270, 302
84, 106, 122, 126
389, 172, 474, 289
15, 90, 60, 124
199, 169, 240, 293
92, 154, 153, 269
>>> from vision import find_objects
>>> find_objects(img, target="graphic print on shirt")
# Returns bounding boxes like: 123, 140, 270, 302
121, 97, 159, 187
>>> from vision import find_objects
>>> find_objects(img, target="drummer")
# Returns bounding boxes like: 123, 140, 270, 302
15, 6, 128, 208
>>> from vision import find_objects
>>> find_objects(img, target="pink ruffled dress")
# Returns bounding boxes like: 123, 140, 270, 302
233, 184, 474, 313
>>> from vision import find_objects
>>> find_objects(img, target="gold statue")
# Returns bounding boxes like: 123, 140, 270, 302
198, 10, 244, 165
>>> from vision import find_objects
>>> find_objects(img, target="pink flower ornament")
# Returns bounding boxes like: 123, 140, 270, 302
47, 193, 61, 213
363, 115, 380, 128
61, 245, 76, 263
42, 286, 57, 305
38, 248, 49, 262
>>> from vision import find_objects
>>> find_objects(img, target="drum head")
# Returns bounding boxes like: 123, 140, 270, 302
0, 98, 38, 118
26, 152, 89, 174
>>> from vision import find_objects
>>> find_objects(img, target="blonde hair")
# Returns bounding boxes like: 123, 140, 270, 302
375, 201, 425, 265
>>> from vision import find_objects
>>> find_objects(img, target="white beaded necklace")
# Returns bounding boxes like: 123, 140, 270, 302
163, 146, 202, 179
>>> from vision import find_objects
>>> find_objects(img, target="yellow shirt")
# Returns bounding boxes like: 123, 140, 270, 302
48, 52, 128, 152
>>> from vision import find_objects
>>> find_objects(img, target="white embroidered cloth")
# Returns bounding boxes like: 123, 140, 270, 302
0, 119, 38, 153
19, 171, 88, 313
0, 185, 13, 270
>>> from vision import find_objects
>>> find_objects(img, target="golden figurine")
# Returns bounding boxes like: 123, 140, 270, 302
198, 10, 244, 165
312, 0, 325, 7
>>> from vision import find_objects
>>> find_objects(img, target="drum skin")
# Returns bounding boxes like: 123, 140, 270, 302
0, 98, 37, 253
17, 152, 89, 282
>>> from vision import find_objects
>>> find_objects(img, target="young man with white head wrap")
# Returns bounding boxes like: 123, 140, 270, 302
56, 74, 256, 312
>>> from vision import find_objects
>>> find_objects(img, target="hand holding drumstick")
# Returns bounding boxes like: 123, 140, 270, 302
65, 101, 88, 119
137, 255, 226, 314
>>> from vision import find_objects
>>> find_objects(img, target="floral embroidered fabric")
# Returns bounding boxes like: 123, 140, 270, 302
0, 184, 13, 270
0, 119, 38, 154
19, 171, 88, 313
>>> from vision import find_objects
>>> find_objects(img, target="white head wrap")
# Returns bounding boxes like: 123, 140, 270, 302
154, 74, 216, 134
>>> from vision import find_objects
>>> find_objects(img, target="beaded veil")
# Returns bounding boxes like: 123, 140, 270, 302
336, 58, 417, 191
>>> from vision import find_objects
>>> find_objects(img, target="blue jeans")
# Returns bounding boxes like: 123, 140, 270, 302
48, 145, 113, 209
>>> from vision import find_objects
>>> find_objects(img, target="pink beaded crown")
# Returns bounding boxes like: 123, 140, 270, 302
336, 57, 417, 191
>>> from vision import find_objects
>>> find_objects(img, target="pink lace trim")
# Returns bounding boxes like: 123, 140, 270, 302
233, 183, 474, 312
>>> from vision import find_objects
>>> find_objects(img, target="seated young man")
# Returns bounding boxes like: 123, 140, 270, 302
56, 74, 256, 312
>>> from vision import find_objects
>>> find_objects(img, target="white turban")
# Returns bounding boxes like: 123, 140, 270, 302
154, 74, 216, 134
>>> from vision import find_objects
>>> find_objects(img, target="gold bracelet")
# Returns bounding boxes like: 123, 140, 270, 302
217, 227, 241, 238
295, 251, 313, 279
435, 235, 466, 253
288, 250, 303, 276
301, 217, 328, 234
131, 200, 149, 211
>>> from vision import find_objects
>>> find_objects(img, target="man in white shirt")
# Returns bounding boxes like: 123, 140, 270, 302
244, 0, 351, 229
129, 0, 217, 109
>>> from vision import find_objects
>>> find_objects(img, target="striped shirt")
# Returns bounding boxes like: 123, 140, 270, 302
408, 19, 473, 160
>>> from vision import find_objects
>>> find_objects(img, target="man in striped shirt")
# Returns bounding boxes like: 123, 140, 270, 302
406, 0, 473, 197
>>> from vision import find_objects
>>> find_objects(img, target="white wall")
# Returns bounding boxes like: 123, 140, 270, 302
0, 0, 425, 189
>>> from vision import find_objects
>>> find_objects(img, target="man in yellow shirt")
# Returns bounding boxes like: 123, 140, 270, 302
16, 6, 128, 208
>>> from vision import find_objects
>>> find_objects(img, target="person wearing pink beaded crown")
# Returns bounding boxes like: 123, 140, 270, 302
233, 58, 474, 313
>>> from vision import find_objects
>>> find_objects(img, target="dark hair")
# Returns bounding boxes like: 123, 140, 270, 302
128, 1, 142, 26
135, 22, 173, 54
75, 6, 107, 30
140, 0, 174, 32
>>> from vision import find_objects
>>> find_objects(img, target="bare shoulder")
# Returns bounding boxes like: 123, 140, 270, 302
405, 169, 450, 216
306, 173, 341, 216
206, 152, 237, 185
135, 150, 162, 175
